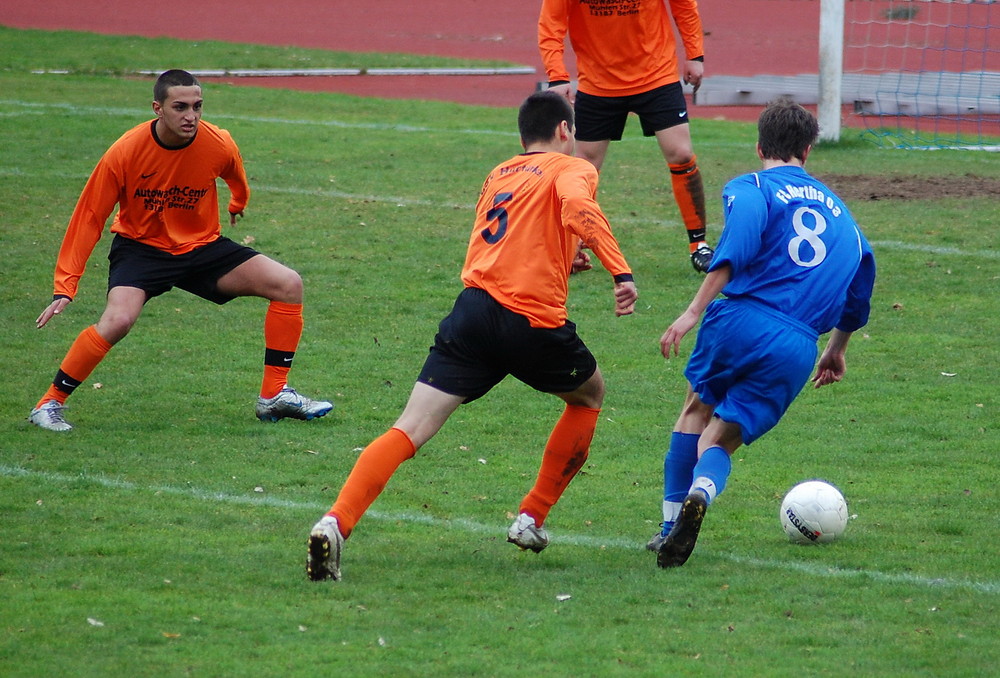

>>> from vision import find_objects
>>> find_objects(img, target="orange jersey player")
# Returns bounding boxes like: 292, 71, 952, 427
29, 69, 332, 432
52, 107, 250, 300
538, 0, 715, 272
306, 91, 637, 582
462, 150, 631, 329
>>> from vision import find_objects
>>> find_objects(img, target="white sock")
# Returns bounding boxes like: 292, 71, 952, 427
691, 476, 718, 503
662, 500, 682, 524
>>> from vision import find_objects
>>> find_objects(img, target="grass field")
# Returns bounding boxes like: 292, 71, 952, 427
2, 29, 999, 677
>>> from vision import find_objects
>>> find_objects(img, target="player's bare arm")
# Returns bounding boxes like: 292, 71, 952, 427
660, 264, 730, 357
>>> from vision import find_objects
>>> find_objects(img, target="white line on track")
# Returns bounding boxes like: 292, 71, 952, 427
3, 464, 997, 594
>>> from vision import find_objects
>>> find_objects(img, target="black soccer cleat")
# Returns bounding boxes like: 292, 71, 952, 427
690, 244, 715, 273
656, 491, 708, 568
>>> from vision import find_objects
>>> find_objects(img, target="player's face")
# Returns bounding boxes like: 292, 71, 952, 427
153, 85, 203, 146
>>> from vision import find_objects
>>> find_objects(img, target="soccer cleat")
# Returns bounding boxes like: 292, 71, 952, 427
656, 490, 708, 568
645, 524, 672, 552
28, 400, 73, 432
307, 515, 344, 581
255, 387, 333, 422
507, 512, 549, 553
690, 244, 715, 273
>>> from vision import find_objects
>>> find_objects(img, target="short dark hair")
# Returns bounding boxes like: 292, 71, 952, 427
757, 97, 819, 163
518, 91, 574, 146
154, 69, 201, 103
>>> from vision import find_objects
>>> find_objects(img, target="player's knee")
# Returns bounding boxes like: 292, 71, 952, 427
273, 268, 303, 303
96, 312, 137, 343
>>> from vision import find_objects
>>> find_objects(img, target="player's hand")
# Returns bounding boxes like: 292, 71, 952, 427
660, 310, 698, 358
683, 60, 704, 92
229, 210, 244, 226
36, 297, 71, 329
547, 82, 574, 105
812, 352, 846, 388
614, 281, 637, 316
571, 244, 592, 274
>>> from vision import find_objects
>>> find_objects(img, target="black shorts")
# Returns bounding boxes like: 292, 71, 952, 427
575, 82, 689, 141
417, 287, 598, 402
107, 235, 260, 305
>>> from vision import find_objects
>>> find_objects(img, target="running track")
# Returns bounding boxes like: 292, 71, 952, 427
2, 0, 822, 121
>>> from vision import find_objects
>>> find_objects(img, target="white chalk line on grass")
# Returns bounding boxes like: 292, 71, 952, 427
5, 165, 997, 257
0, 99, 519, 136
3, 464, 997, 595
0, 98, 746, 146
4, 100, 997, 260
6, 167, 998, 257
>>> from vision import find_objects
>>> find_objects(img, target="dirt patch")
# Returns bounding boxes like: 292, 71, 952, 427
818, 173, 1000, 202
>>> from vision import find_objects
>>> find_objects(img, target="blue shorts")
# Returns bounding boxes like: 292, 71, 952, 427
684, 299, 818, 445
417, 287, 597, 402
107, 235, 259, 305
575, 82, 689, 142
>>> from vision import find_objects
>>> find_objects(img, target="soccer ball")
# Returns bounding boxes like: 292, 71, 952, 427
779, 480, 848, 544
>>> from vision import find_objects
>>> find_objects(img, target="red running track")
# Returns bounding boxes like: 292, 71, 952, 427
2, 0, 833, 121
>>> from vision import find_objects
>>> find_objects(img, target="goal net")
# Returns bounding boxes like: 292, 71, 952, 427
844, 0, 1000, 149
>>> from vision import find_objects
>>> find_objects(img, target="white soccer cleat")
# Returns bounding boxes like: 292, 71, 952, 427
506, 513, 549, 553
307, 515, 344, 581
255, 387, 333, 422
29, 400, 73, 432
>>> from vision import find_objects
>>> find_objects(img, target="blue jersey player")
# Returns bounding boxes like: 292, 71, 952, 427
650, 98, 876, 568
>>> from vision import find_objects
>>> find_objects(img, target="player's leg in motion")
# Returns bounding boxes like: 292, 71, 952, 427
646, 431, 700, 551
29, 287, 144, 432
307, 427, 417, 581
657, 446, 733, 568
307, 382, 463, 581
29, 325, 113, 431
254, 300, 332, 421
219, 254, 332, 422
508, 404, 601, 553
656, 125, 714, 273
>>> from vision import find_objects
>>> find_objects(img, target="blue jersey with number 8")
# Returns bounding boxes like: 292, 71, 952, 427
711, 165, 875, 335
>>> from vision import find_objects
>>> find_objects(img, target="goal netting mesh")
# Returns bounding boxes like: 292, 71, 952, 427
845, 0, 1000, 149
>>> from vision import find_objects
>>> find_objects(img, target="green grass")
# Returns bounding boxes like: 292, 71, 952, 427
2, 29, 999, 678
0, 25, 521, 74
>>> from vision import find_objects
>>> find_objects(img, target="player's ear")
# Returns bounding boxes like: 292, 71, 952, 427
152, 100, 162, 117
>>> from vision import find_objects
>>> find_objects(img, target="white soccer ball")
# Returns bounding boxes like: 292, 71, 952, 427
780, 480, 848, 544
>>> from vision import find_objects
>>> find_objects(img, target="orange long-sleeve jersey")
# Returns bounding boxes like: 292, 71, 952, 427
538, 0, 705, 97
461, 151, 632, 329
52, 119, 250, 300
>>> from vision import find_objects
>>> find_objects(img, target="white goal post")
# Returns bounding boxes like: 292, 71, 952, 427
818, 0, 846, 142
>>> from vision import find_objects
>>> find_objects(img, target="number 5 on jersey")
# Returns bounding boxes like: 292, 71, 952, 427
481, 192, 513, 244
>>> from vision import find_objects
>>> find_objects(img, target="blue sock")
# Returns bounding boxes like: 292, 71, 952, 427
661, 432, 699, 533
664, 432, 699, 501
690, 446, 732, 504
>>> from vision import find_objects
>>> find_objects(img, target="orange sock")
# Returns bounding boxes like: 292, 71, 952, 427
261, 301, 303, 398
36, 325, 113, 408
518, 404, 600, 527
668, 155, 707, 252
328, 427, 417, 538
